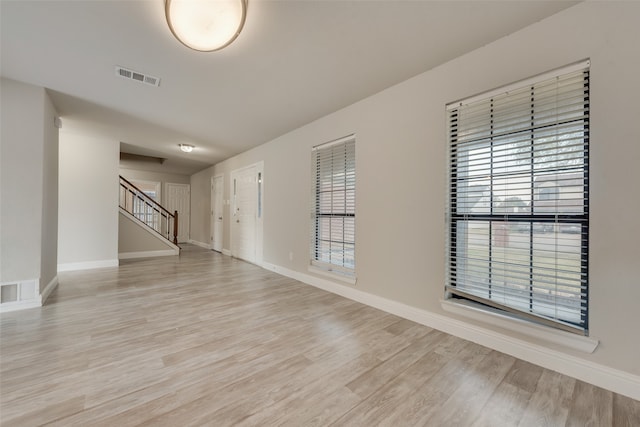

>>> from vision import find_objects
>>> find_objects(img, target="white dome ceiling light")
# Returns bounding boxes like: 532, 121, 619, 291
179, 144, 195, 153
165, 0, 247, 52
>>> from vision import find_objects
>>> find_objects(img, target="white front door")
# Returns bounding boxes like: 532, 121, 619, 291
211, 175, 224, 252
166, 183, 190, 243
230, 163, 263, 264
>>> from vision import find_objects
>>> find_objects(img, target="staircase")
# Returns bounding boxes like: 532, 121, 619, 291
119, 176, 179, 247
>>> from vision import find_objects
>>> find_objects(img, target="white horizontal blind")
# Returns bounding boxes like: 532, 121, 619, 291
311, 136, 356, 275
447, 63, 589, 334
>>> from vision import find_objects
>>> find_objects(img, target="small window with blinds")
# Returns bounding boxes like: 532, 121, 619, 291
311, 135, 356, 276
446, 61, 590, 334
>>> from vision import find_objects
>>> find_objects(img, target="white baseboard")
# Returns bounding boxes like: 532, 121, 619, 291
0, 299, 41, 313
188, 239, 212, 250
40, 275, 58, 304
261, 261, 640, 401
119, 249, 179, 260
222, 249, 232, 256
58, 259, 119, 272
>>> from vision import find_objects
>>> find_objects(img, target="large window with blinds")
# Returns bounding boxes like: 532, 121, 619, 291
446, 61, 590, 334
311, 135, 356, 276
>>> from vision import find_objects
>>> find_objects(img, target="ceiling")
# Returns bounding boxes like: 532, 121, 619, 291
1, 0, 578, 175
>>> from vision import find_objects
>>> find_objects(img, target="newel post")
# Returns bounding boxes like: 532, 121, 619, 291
173, 210, 179, 245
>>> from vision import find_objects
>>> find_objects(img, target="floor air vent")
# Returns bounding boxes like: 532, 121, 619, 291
115, 66, 161, 87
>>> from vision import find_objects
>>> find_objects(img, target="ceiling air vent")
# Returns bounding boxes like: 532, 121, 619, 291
115, 66, 161, 87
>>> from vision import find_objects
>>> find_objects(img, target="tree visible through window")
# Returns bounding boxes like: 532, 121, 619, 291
446, 62, 590, 334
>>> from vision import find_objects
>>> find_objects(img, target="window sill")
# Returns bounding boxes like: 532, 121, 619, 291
440, 299, 599, 354
308, 265, 356, 285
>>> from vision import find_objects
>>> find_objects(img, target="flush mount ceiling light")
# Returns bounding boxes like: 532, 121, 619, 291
165, 0, 247, 52
179, 143, 195, 153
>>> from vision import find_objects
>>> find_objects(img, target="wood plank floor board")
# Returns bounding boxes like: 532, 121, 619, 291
4, 396, 86, 427
613, 393, 640, 427
220, 323, 434, 425
518, 369, 576, 427
1, 244, 638, 426
204, 320, 420, 425
383, 317, 435, 341
345, 329, 446, 399
51, 338, 323, 426
472, 382, 533, 427
274, 386, 361, 427
332, 350, 451, 426
471, 359, 545, 427
566, 380, 613, 427
336, 339, 504, 425
503, 358, 545, 392
237, 355, 381, 427
138, 354, 315, 427
420, 350, 517, 426
336, 339, 491, 427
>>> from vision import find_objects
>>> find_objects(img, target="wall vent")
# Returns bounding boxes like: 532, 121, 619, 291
115, 66, 161, 87
1, 284, 18, 303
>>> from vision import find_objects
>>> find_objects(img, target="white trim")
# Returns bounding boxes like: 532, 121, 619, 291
211, 174, 224, 253
312, 133, 355, 150
188, 239, 212, 250
18, 279, 38, 300
440, 299, 598, 353
261, 261, 640, 401
119, 250, 178, 260
40, 275, 58, 305
58, 259, 119, 272
0, 277, 58, 312
308, 265, 356, 285
446, 59, 590, 110
222, 248, 232, 256
0, 299, 41, 313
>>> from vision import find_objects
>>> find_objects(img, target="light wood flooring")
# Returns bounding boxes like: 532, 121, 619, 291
1, 244, 638, 426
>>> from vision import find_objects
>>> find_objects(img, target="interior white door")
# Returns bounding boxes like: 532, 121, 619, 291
231, 167, 257, 263
211, 175, 224, 252
166, 183, 190, 243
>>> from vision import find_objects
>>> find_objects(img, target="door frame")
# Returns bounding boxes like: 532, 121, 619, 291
229, 161, 264, 265
210, 175, 224, 252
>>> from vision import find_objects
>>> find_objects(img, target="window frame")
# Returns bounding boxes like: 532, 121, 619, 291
310, 135, 356, 277
446, 61, 590, 335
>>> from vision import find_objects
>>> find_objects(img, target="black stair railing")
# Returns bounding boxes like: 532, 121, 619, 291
119, 176, 178, 245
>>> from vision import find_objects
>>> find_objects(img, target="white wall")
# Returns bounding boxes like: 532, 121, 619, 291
190, 1, 640, 393
0, 77, 58, 294
40, 90, 59, 291
118, 211, 178, 254
190, 171, 213, 248
58, 131, 119, 270
1, 78, 44, 282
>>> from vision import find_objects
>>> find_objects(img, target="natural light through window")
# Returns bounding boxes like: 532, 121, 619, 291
446, 61, 590, 334
310, 135, 356, 277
